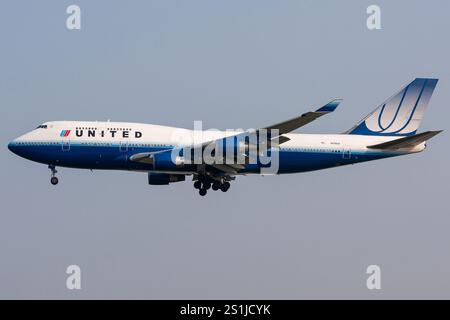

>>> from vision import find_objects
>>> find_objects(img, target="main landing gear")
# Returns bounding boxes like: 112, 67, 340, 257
193, 177, 231, 196
49, 165, 59, 185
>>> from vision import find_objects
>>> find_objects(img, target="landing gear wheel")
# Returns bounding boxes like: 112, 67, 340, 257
194, 181, 202, 189
203, 182, 211, 190
220, 182, 230, 192
212, 181, 220, 191
199, 188, 207, 196
48, 165, 59, 185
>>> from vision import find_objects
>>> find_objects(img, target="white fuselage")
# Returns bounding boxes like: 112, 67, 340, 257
8, 121, 425, 174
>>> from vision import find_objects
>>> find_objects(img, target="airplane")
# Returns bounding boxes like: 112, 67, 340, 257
8, 78, 442, 196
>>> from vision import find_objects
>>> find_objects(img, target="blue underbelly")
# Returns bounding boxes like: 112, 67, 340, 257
14, 144, 162, 170
275, 150, 382, 173
13, 144, 389, 173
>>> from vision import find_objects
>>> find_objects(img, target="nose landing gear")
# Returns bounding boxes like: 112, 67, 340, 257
49, 165, 59, 185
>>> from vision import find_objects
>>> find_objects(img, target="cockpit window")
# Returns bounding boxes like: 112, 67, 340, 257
36, 125, 48, 129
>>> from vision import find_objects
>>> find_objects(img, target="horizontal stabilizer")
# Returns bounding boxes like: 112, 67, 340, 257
367, 130, 442, 150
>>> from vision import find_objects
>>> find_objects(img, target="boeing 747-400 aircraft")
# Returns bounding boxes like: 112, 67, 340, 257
8, 78, 442, 196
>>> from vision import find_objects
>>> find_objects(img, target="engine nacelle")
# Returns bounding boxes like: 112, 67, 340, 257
152, 152, 185, 170
148, 172, 186, 185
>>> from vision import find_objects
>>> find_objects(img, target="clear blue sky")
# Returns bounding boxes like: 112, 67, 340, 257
0, 0, 449, 298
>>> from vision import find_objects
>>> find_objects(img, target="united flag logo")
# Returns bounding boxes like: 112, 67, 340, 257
60, 130, 71, 137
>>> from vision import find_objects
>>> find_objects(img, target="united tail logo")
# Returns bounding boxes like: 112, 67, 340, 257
347, 78, 438, 136
60, 130, 71, 137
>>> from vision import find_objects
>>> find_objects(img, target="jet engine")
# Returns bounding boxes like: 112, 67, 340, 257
147, 172, 186, 185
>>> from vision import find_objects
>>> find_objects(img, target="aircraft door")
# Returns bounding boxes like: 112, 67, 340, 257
342, 146, 351, 159
61, 140, 70, 152
119, 141, 128, 152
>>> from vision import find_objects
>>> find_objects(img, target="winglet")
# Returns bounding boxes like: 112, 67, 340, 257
316, 99, 343, 113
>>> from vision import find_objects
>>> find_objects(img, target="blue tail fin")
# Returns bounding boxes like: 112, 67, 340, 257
347, 78, 438, 136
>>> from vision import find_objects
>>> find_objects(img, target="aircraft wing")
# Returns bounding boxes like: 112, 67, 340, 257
204, 98, 343, 156
263, 99, 342, 136
130, 99, 342, 174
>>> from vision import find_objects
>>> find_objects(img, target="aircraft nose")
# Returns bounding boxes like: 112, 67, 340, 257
8, 140, 17, 154
8, 140, 19, 155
